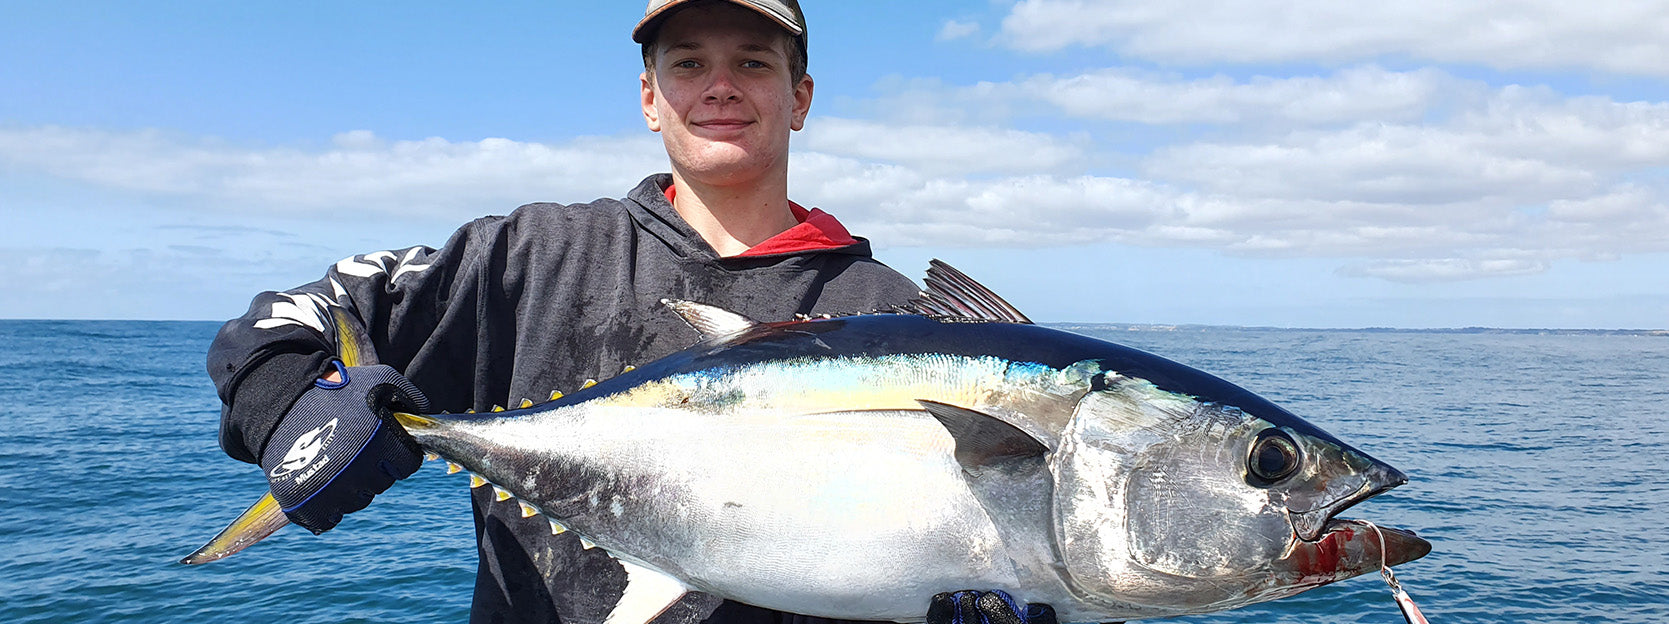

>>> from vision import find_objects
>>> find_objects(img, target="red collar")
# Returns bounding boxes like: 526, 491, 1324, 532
663, 184, 859, 257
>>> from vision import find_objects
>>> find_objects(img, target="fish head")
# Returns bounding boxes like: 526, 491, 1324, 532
1048, 372, 1428, 614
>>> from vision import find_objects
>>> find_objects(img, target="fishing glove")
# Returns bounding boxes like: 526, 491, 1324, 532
259, 361, 430, 534
927, 591, 1058, 624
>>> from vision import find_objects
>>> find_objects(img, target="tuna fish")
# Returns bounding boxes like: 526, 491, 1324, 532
185, 261, 1429, 623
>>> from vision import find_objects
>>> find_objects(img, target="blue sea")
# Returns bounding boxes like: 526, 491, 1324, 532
2, 320, 1665, 623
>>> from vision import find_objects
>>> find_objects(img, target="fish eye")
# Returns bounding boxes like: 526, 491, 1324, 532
1247, 429, 1302, 486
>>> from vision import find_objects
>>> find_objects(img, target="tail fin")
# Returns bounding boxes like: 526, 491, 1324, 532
181, 308, 378, 565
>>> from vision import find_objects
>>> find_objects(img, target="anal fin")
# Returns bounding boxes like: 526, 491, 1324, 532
660, 299, 761, 341
603, 559, 690, 624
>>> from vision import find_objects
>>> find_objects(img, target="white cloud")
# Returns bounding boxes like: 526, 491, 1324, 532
0, 127, 668, 219
800, 118, 1088, 175
937, 19, 980, 42
7, 69, 1668, 287
798, 103, 1669, 274
1014, 66, 1456, 125
1139, 89, 1669, 214
1339, 258, 1550, 282
1144, 124, 1600, 205
997, 0, 1669, 75
812, 68, 1669, 280
0, 245, 319, 319
870, 66, 1469, 129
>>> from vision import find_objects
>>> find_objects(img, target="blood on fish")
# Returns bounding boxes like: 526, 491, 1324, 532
1289, 525, 1355, 582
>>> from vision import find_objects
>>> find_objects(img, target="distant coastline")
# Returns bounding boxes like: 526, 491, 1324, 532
1052, 323, 1669, 336
0, 319, 1663, 336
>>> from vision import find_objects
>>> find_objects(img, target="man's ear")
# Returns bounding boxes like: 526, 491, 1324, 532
642, 71, 661, 133
790, 73, 814, 131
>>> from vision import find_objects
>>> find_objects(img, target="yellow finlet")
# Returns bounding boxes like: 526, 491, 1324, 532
519, 501, 540, 518
446, 461, 463, 474
549, 390, 564, 400
392, 412, 434, 430
519, 398, 534, 408
492, 485, 513, 501
622, 365, 636, 373
581, 378, 597, 389
491, 404, 505, 412
549, 519, 568, 535
579, 536, 597, 550
469, 474, 487, 488
424, 452, 439, 461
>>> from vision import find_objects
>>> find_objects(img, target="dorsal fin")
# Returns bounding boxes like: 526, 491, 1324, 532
894, 260, 1033, 324
661, 299, 763, 340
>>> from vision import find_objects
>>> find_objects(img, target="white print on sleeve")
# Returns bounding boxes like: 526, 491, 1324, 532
333, 248, 433, 281
253, 291, 334, 332
251, 249, 434, 331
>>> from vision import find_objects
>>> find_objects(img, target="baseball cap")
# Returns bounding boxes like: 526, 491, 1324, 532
633, 0, 807, 44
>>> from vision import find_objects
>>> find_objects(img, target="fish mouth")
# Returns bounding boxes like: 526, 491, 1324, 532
1287, 463, 1407, 542
1278, 518, 1430, 586
1337, 519, 1430, 568
1274, 459, 1429, 583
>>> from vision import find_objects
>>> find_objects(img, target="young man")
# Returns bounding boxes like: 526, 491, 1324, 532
208, 1, 920, 622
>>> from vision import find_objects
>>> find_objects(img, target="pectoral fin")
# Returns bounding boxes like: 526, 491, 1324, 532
917, 400, 1049, 476
603, 559, 691, 624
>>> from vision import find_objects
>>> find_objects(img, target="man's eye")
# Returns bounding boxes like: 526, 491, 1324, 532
741, 60, 767, 69
674, 60, 700, 69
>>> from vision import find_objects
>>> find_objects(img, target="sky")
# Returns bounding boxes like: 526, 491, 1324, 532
2, 1, 1667, 328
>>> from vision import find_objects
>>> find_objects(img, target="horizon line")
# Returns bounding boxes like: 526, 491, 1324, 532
2, 317, 1664, 334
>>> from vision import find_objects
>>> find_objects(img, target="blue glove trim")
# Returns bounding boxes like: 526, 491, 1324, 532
1021, 604, 1051, 624
950, 590, 1025, 624
261, 364, 428, 532
950, 591, 972, 624
276, 421, 389, 514
314, 360, 350, 389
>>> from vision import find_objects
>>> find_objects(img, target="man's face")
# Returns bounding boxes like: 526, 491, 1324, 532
641, 2, 813, 189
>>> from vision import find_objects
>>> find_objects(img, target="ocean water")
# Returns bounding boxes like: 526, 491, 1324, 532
1, 320, 1664, 623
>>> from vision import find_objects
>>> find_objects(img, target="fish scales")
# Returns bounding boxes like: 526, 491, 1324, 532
466, 406, 1014, 615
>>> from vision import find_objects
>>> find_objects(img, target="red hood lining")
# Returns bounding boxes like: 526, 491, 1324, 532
663, 184, 859, 257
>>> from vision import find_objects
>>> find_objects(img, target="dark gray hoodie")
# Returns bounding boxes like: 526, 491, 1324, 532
208, 173, 920, 624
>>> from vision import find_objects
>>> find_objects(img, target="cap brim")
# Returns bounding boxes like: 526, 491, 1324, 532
633, 0, 804, 43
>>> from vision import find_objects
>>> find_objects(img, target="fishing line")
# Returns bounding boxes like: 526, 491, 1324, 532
1360, 520, 1431, 624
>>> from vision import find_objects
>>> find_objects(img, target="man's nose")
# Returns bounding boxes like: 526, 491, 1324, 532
702, 68, 742, 103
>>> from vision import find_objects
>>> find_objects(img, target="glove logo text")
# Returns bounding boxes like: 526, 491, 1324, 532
269, 418, 339, 481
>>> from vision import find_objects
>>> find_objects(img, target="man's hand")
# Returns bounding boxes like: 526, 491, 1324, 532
259, 361, 429, 534
927, 591, 1057, 624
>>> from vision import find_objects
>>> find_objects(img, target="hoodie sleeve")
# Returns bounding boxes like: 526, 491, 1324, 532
206, 217, 503, 464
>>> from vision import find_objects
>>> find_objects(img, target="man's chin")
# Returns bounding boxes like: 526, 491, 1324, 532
669, 148, 784, 187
